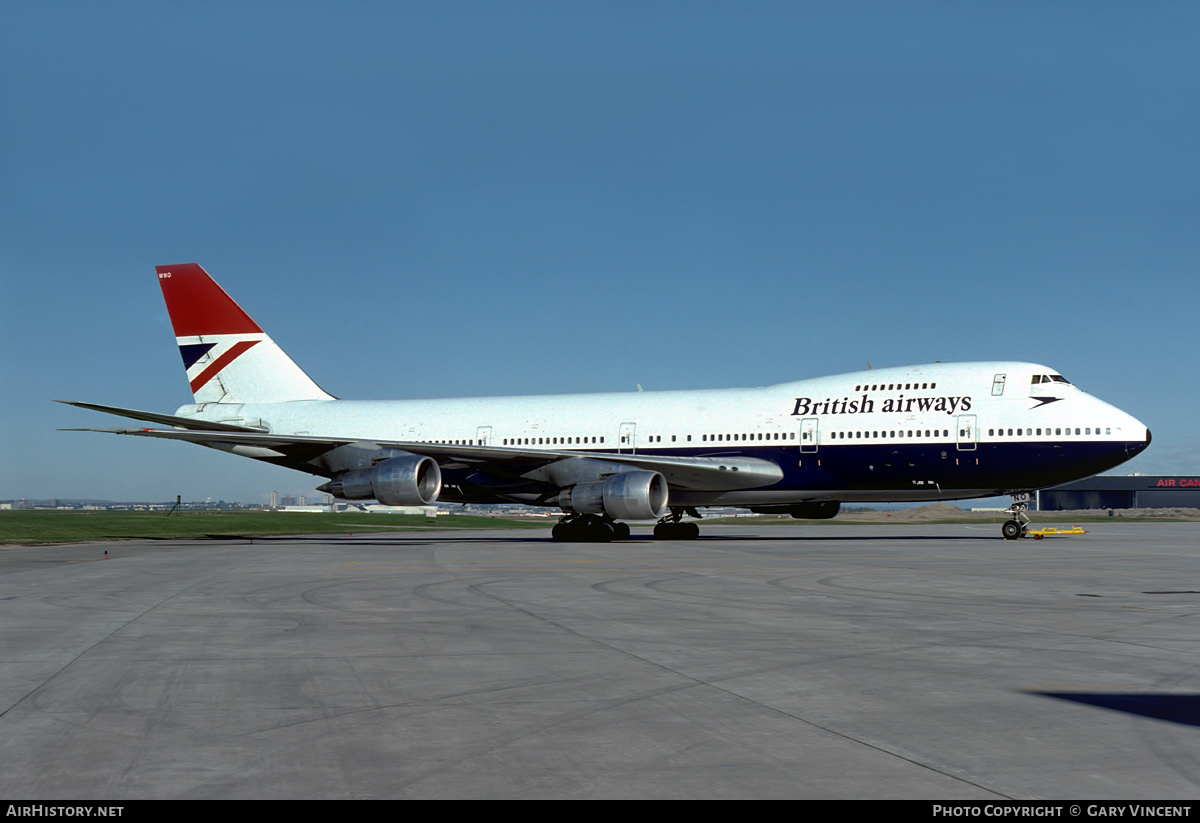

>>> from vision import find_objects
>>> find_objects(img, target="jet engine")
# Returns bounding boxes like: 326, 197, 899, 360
557, 470, 668, 521
321, 453, 442, 506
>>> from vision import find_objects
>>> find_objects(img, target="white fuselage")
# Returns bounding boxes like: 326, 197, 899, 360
176, 361, 1149, 507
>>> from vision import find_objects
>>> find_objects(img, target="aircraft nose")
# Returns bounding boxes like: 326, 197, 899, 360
1128, 425, 1151, 457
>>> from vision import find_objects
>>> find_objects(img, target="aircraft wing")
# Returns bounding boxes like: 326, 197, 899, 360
61, 403, 784, 491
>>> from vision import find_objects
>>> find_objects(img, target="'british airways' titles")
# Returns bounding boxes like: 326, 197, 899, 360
791, 393, 972, 417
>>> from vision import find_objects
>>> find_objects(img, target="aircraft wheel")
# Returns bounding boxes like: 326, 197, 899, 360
588, 518, 614, 543
555, 517, 619, 542
613, 522, 631, 541
653, 522, 698, 540
1001, 520, 1022, 540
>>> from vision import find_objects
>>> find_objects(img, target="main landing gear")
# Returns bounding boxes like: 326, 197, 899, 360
550, 508, 703, 542
1002, 493, 1033, 540
552, 514, 630, 543
652, 508, 700, 540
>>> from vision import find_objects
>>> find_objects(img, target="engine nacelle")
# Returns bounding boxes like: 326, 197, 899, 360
323, 454, 442, 506
558, 470, 668, 520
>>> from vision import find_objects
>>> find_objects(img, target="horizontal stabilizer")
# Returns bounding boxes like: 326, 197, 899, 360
57, 401, 267, 432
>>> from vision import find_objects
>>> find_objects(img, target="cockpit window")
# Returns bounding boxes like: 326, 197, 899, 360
1050, 374, 1070, 384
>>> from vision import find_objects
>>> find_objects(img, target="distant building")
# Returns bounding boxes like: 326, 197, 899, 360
1038, 476, 1200, 510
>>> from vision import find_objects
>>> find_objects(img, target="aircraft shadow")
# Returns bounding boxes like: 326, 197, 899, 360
219, 531, 1000, 545
1034, 692, 1200, 727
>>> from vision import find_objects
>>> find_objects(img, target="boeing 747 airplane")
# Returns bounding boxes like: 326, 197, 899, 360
65, 264, 1151, 541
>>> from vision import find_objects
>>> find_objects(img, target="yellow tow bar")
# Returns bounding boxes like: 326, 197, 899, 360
1028, 525, 1088, 539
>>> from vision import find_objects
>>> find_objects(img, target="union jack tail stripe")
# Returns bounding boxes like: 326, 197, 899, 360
179, 337, 262, 394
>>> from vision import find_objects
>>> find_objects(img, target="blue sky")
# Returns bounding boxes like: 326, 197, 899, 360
2, 2, 1197, 504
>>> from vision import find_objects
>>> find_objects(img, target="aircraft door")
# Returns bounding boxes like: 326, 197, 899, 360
800, 417, 819, 453
476, 426, 492, 447
956, 414, 977, 451
618, 422, 636, 454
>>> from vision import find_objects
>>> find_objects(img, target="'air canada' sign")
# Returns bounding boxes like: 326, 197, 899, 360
791, 393, 973, 417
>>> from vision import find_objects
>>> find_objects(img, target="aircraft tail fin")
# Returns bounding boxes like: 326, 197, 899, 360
156, 263, 334, 404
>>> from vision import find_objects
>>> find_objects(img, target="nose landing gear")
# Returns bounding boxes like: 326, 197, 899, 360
1002, 493, 1033, 540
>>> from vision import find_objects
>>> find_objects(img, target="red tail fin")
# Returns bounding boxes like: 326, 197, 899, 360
156, 263, 262, 336
154, 263, 332, 404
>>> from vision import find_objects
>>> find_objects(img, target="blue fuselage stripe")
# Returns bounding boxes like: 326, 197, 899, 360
441, 439, 1145, 498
